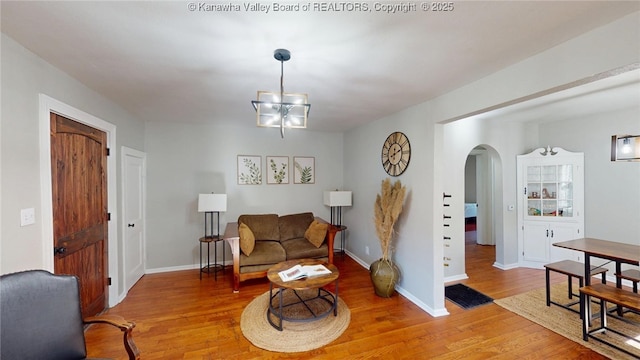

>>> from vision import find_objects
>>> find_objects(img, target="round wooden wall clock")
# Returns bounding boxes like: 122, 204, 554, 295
381, 131, 411, 176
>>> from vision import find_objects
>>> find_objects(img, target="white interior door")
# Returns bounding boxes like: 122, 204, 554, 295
122, 147, 146, 292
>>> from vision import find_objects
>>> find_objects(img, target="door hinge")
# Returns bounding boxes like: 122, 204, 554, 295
107, 212, 111, 221
106, 147, 111, 156
108, 277, 112, 286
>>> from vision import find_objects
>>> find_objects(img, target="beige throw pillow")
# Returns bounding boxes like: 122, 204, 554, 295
305, 220, 328, 248
239, 222, 255, 256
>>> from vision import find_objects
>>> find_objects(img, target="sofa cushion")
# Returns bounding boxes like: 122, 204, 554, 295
238, 222, 255, 256
281, 238, 329, 260
305, 220, 328, 248
279, 212, 314, 242
238, 214, 280, 241
240, 240, 287, 266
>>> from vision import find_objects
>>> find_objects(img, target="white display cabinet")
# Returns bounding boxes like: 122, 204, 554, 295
517, 147, 584, 267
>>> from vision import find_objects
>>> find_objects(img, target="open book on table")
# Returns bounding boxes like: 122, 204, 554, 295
278, 264, 331, 282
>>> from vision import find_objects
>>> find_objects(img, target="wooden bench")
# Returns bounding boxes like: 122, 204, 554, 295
579, 283, 640, 358
617, 269, 640, 293
544, 260, 607, 315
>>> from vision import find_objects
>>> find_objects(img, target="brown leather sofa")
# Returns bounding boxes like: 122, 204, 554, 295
223, 212, 338, 292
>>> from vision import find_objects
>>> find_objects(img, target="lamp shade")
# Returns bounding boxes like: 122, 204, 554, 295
323, 191, 352, 207
198, 194, 227, 212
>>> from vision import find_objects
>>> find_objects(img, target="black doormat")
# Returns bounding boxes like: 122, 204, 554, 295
445, 283, 493, 309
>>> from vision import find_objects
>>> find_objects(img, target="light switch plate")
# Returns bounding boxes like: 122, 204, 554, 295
20, 208, 35, 226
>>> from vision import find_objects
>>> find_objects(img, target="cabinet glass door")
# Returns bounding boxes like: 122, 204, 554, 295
527, 166, 542, 216
557, 165, 574, 217
526, 164, 573, 218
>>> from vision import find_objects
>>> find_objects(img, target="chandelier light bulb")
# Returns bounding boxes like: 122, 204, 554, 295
252, 48, 310, 138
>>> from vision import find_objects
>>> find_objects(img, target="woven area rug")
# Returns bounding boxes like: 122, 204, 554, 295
240, 289, 350, 353
495, 283, 640, 359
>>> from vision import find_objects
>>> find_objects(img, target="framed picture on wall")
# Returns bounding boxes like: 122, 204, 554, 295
237, 155, 262, 185
266, 156, 289, 184
293, 156, 315, 184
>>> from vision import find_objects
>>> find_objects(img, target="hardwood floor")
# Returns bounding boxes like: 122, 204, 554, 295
85, 232, 607, 359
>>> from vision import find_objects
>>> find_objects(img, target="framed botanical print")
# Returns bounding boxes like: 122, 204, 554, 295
237, 155, 262, 185
293, 156, 315, 184
266, 156, 289, 184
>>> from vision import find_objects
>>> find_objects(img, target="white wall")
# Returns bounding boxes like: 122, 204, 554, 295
343, 103, 445, 314
343, 12, 640, 316
538, 108, 640, 245
144, 122, 343, 271
464, 156, 477, 203
442, 118, 527, 278
0, 34, 146, 299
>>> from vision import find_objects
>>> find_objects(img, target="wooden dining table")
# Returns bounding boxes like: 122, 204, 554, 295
553, 238, 640, 287
554, 238, 640, 357
553, 238, 640, 316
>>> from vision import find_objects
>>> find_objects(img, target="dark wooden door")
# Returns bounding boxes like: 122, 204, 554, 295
51, 113, 108, 318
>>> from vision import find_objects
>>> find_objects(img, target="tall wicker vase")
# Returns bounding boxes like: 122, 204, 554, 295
369, 258, 400, 297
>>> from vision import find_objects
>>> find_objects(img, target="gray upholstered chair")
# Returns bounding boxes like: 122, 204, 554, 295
0, 270, 140, 360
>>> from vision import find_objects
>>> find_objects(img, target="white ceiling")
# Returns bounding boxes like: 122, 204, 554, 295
2, 1, 639, 132
459, 66, 640, 125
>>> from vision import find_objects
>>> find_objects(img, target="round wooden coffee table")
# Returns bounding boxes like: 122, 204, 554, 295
266, 259, 339, 331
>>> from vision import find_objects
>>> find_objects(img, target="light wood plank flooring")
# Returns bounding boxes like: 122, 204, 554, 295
85, 232, 607, 359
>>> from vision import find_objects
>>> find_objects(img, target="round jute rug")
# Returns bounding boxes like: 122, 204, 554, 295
240, 289, 350, 353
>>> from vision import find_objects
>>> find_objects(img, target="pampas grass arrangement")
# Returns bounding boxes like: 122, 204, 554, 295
374, 178, 406, 261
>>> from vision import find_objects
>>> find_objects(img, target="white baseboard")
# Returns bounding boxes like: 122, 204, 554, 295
444, 274, 469, 283
494, 261, 519, 270
145, 260, 232, 274
396, 285, 450, 317
346, 251, 450, 317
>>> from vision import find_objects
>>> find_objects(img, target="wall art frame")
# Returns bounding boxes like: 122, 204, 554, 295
293, 156, 315, 184
237, 155, 262, 185
266, 156, 289, 184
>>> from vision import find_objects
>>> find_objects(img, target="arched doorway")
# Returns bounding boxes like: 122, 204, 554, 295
464, 145, 502, 273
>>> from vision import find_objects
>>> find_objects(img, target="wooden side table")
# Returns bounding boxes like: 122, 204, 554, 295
199, 236, 225, 280
335, 225, 347, 255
